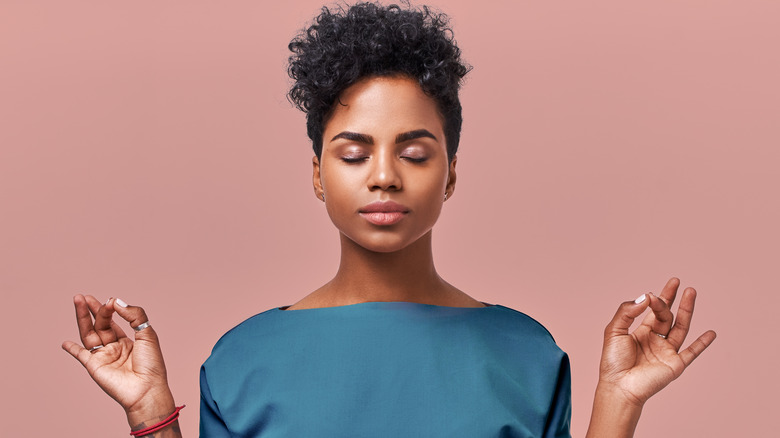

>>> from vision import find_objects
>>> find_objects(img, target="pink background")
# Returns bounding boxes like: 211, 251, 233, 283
1, 1, 777, 436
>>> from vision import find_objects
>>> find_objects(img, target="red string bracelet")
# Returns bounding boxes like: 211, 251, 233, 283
129, 405, 185, 437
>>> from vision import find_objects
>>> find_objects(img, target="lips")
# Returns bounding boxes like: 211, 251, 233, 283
359, 201, 409, 225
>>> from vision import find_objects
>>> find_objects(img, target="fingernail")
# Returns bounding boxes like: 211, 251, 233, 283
634, 294, 647, 304
115, 298, 128, 308
105, 297, 113, 305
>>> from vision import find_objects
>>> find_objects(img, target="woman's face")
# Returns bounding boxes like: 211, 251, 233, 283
313, 75, 456, 253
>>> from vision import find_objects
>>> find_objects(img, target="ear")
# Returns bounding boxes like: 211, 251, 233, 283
312, 155, 325, 201
445, 155, 457, 200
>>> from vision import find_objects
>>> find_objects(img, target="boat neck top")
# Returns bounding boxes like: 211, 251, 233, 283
276, 300, 495, 312
200, 301, 571, 437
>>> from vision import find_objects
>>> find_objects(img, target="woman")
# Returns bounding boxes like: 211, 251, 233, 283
62, 3, 716, 437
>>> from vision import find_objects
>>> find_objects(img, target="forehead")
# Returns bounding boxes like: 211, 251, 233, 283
323, 76, 445, 140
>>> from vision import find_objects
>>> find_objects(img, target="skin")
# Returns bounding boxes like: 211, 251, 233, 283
62, 76, 716, 437
292, 75, 481, 310
586, 278, 717, 437
61, 295, 180, 437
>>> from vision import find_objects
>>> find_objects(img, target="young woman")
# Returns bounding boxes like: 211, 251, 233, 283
62, 3, 716, 437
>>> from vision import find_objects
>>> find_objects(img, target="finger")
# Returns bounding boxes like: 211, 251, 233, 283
646, 293, 674, 337
92, 298, 120, 345
657, 277, 680, 308
639, 277, 680, 327
84, 294, 102, 315
73, 295, 103, 349
604, 294, 651, 338
86, 296, 118, 345
667, 287, 697, 349
83, 295, 128, 340
112, 318, 129, 340
112, 299, 160, 344
679, 330, 717, 367
61, 340, 93, 368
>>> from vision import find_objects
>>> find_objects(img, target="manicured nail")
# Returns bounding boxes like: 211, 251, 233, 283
105, 297, 113, 305
115, 298, 128, 308
634, 294, 647, 304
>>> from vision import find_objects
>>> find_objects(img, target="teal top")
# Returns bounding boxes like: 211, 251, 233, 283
200, 302, 571, 437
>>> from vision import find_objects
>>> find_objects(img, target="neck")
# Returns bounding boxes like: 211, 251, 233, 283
288, 231, 484, 310
328, 231, 445, 304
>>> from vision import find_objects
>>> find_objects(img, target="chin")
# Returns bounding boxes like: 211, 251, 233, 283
344, 232, 421, 254
358, 238, 411, 254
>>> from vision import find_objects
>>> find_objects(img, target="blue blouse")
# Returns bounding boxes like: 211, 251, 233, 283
200, 302, 571, 437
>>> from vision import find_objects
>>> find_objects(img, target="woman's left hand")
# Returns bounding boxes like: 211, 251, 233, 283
598, 277, 717, 407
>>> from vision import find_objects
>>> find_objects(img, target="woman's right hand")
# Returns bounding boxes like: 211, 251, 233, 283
61, 295, 177, 430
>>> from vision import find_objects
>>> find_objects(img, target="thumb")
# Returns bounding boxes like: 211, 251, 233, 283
604, 294, 651, 338
110, 298, 160, 344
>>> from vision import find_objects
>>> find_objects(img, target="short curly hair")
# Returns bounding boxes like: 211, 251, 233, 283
287, 1, 471, 162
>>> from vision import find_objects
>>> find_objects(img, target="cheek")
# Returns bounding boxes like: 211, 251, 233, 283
321, 167, 361, 217
321, 162, 356, 195
409, 172, 448, 219
415, 167, 449, 198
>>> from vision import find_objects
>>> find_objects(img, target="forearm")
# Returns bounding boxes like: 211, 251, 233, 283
585, 383, 643, 438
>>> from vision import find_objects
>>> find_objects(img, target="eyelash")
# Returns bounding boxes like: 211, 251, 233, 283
340, 156, 427, 164
341, 157, 368, 163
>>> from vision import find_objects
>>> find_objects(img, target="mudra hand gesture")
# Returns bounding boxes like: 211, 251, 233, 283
587, 277, 717, 436
61, 295, 178, 432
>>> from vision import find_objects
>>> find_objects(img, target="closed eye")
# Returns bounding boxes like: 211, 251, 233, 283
341, 156, 369, 163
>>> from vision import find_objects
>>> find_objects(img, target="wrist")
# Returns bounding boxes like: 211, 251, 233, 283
586, 382, 644, 438
129, 405, 184, 437
595, 380, 646, 409
125, 389, 176, 429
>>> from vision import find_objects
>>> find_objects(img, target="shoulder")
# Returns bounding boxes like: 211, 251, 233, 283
489, 304, 560, 341
202, 307, 287, 365
477, 304, 567, 360
218, 307, 282, 338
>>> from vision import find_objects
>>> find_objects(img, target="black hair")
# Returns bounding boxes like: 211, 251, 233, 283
287, 1, 471, 161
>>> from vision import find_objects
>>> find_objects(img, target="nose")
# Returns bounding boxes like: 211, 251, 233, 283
367, 149, 402, 191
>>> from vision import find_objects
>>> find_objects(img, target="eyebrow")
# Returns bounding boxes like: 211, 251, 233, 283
330, 129, 437, 145
395, 129, 437, 144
